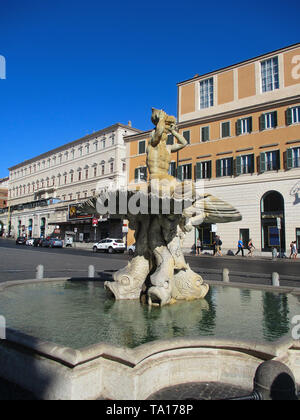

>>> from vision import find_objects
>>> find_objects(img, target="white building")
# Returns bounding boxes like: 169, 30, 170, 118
3, 123, 141, 241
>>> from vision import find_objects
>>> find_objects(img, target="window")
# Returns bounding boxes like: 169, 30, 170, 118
286, 106, 300, 125
196, 161, 212, 179
94, 167, 97, 177
138, 140, 146, 155
199, 78, 214, 109
286, 147, 300, 169
260, 150, 280, 172
168, 161, 176, 177
85, 169, 89, 179
183, 130, 190, 144
221, 122, 230, 138
94, 141, 98, 152
236, 117, 252, 135
64, 175, 67, 185
110, 162, 114, 173
78, 171, 82, 181
70, 173, 74, 183
102, 139, 106, 149
259, 111, 278, 130
177, 163, 192, 180
261, 57, 279, 92
122, 162, 126, 172
201, 126, 210, 142
101, 164, 105, 175
167, 134, 174, 145
85, 144, 90, 154
71, 150, 75, 160
111, 135, 115, 146
235, 154, 255, 175
216, 158, 233, 177
79, 148, 83, 157
134, 166, 147, 183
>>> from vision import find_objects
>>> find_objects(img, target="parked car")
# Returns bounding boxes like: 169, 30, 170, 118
49, 238, 63, 248
93, 238, 126, 254
26, 238, 35, 246
16, 237, 27, 245
40, 238, 51, 248
128, 243, 136, 256
33, 238, 43, 247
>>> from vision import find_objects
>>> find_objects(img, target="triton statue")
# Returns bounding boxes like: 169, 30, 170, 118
80, 108, 242, 306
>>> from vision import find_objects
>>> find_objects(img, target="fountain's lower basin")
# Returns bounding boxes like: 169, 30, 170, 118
0, 278, 299, 400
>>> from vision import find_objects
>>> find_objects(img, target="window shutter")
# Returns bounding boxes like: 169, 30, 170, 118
286, 108, 292, 126
236, 119, 242, 136
208, 161, 212, 179
216, 160, 221, 177
276, 150, 280, 170
248, 117, 253, 133
134, 168, 139, 182
196, 162, 202, 180
249, 154, 255, 173
229, 157, 234, 175
260, 152, 266, 173
177, 165, 183, 181
183, 131, 190, 144
235, 156, 242, 176
286, 148, 293, 169
141, 166, 148, 180
202, 126, 209, 142
259, 115, 265, 131
273, 111, 278, 128
167, 134, 174, 145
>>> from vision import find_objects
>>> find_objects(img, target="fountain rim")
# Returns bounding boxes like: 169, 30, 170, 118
1, 277, 300, 369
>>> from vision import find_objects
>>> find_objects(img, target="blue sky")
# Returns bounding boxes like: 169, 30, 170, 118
0, 0, 299, 178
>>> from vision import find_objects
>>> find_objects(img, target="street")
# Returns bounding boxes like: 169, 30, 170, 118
0, 238, 299, 284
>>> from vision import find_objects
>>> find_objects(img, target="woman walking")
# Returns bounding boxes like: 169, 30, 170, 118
247, 239, 255, 257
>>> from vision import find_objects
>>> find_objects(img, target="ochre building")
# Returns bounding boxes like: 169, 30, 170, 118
125, 43, 300, 254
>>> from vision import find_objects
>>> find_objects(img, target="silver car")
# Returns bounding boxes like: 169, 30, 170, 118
49, 238, 63, 248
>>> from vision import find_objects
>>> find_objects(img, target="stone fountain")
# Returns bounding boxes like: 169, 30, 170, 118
80, 108, 242, 306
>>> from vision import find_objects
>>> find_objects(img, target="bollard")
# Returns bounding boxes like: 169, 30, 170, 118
253, 361, 298, 400
222, 268, 230, 283
88, 265, 95, 278
272, 272, 280, 287
36, 265, 44, 280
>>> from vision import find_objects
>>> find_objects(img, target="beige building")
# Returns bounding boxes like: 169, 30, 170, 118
2, 123, 141, 241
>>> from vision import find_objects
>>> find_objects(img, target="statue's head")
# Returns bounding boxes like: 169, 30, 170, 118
151, 108, 176, 130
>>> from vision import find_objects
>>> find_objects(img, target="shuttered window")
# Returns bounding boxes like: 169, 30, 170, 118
259, 111, 278, 130
286, 106, 300, 125
260, 150, 280, 172
196, 161, 212, 179
235, 154, 255, 175
138, 140, 146, 155
201, 126, 210, 142
216, 158, 233, 177
286, 147, 300, 169
183, 130, 190, 144
221, 122, 230, 138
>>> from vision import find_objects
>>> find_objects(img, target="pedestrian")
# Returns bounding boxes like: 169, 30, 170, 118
289, 241, 294, 259
235, 238, 244, 256
196, 238, 202, 256
215, 235, 223, 256
247, 239, 255, 257
212, 237, 216, 256
292, 241, 298, 259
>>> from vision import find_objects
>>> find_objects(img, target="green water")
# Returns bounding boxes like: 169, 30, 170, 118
0, 281, 299, 349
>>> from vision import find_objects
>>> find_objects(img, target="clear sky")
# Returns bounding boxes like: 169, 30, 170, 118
0, 0, 299, 178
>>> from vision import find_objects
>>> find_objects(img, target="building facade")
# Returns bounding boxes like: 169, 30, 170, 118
125, 43, 300, 254
0, 177, 8, 236
1, 123, 141, 242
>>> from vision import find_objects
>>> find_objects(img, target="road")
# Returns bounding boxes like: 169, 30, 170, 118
0, 239, 299, 285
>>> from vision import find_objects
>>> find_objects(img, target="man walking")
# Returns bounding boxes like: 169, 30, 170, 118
215, 236, 223, 256
235, 238, 244, 257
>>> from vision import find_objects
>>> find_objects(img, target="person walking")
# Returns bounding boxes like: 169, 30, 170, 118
292, 241, 298, 259
289, 241, 295, 259
235, 238, 244, 256
196, 238, 202, 256
215, 236, 223, 256
247, 239, 255, 257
